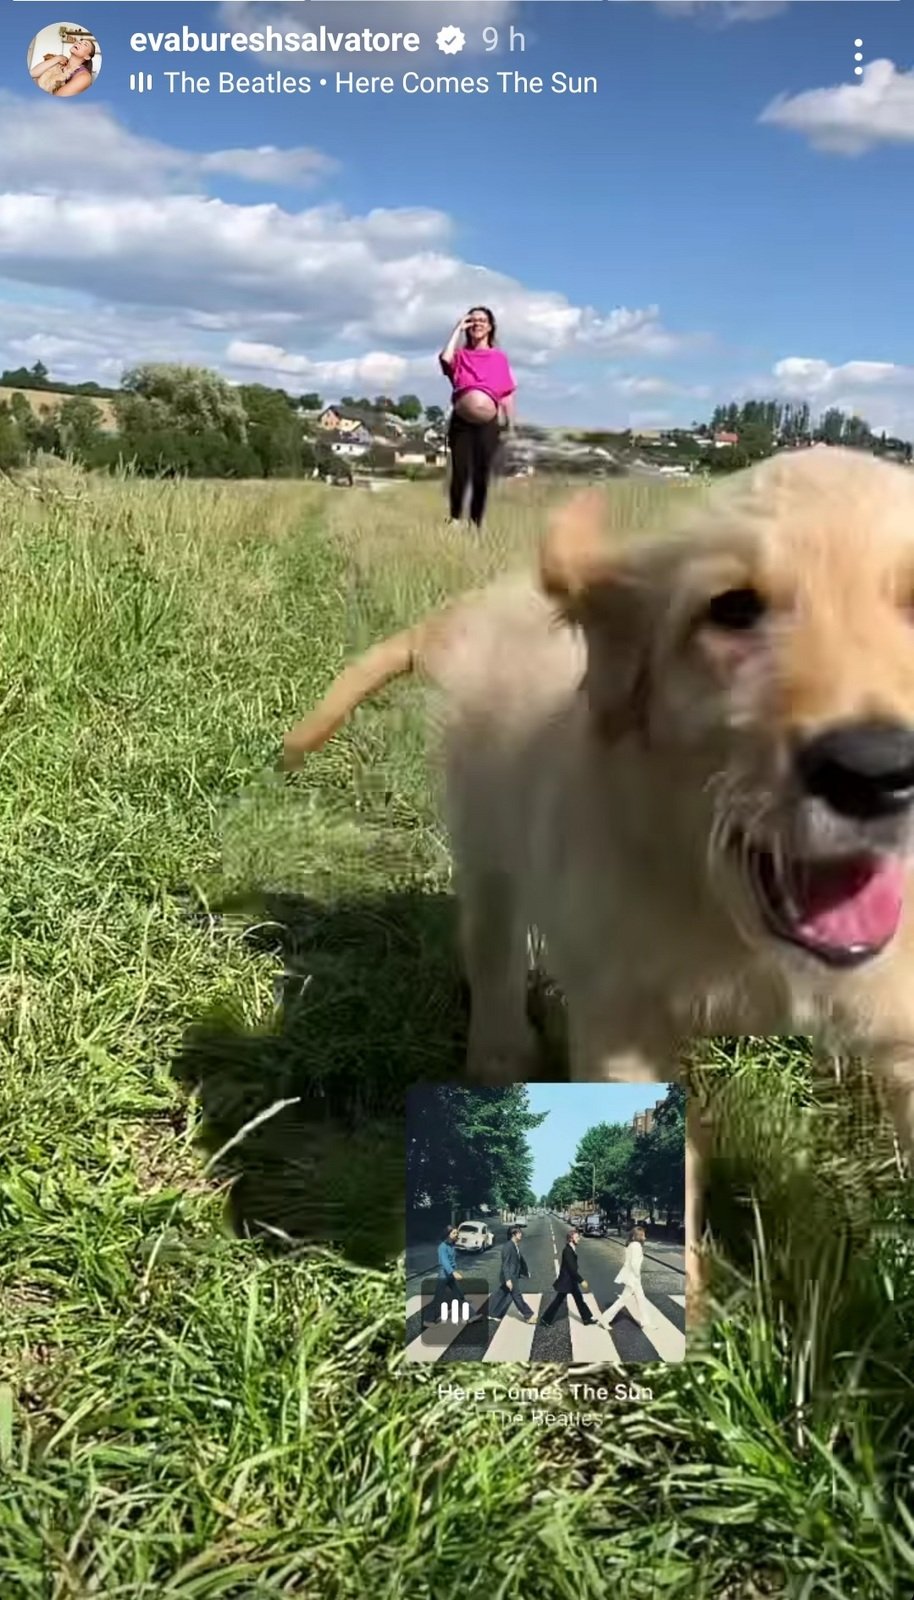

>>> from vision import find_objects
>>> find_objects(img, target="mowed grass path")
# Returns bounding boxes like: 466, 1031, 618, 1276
0, 469, 912, 1597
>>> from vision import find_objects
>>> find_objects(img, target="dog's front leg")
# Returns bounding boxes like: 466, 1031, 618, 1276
459, 871, 539, 1083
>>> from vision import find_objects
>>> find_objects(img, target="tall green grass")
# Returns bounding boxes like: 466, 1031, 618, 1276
0, 469, 911, 1597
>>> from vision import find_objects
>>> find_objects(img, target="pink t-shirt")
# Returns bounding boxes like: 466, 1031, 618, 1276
448, 346, 516, 404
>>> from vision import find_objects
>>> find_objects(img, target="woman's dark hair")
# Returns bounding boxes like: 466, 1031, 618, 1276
442, 1225, 457, 1241
464, 306, 497, 348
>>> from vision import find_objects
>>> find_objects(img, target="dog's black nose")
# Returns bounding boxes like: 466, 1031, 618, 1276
796, 720, 914, 820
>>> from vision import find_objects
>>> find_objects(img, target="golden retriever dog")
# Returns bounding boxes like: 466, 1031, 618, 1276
283, 448, 914, 1310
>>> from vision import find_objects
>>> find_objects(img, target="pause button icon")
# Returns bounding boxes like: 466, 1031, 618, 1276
129, 73, 153, 93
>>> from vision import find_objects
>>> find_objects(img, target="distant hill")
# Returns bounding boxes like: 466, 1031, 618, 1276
0, 385, 117, 431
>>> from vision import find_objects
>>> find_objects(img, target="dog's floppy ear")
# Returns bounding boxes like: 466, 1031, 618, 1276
540, 488, 614, 611
540, 487, 659, 740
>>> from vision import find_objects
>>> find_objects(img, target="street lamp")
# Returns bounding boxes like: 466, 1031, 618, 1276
573, 1161, 597, 1210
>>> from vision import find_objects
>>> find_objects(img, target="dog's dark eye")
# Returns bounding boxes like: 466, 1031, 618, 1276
704, 587, 767, 632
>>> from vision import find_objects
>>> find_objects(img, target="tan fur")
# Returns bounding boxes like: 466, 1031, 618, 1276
283, 448, 914, 1321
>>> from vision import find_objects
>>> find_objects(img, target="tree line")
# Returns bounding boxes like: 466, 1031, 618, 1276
2, 359, 910, 482
544, 1085, 685, 1228
705, 399, 912, 474
576, 399, 913, 475
406, 1081, 685, 1231
407, 1085, 543, 1220
0, 362, 442, 479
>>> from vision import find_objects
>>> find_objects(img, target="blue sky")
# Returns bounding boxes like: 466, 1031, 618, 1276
2, 2, 913, 430
525, 1081, 670, 1196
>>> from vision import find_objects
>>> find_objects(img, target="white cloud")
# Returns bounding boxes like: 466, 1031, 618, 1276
773, 357, 914, 398
0, 90, 337, 196
197, 146, 337, 185
0, 182, 689, 373
0, 95, 698, 425
766, 355, 914, 439
613, 374, 711, 398
225, 340, 425, 391
759, 60, 914, 155
0, 291, 213, 377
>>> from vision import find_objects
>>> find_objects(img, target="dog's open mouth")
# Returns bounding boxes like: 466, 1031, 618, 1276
740, 838, 906, 967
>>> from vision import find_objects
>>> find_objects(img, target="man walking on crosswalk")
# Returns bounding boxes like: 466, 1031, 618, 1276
540, 1227, 597, 1327
424, 1225, 485, 1328
598, 1225, 656, 1330
487, 1226, 534, 1322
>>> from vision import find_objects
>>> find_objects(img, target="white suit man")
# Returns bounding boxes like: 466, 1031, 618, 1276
599, 1226, 655, 1330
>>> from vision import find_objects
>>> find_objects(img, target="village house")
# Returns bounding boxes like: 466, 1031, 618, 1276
319, 404, 411, 440
394, 440, 447, 468
318, 405, 377, 436
328, 429, 372, 460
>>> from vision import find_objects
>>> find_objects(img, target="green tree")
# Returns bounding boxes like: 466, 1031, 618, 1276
9, 393, 31, 429
0, 402, 24, 469
546, 1173, 579, 1211
407, 1085, 546, 1217
238, 384, 306, 477
56, 395, 103, 460
738, 419, 775, 461
818, 407, 846, 445
394, 393, 423, 421
841, 414, 873, 450
645, 1085, 686, 1223
1, 365, 50, 392
120, 364, 248, 445
708, 445, 750, 474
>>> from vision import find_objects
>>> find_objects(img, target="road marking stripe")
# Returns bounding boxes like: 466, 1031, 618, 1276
482, 1294, 542, 1363
566, 1293, 622, 1364
632, 1301, 686, 1363
670, 1294, 686, 1308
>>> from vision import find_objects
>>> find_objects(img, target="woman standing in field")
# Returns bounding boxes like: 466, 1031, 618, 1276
438, 307, 516, 529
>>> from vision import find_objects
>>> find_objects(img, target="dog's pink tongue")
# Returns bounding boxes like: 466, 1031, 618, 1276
795, 856, 905, 951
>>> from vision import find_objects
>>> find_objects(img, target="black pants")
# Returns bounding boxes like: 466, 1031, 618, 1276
448, 412, 500, 525
488, 1281, 533, 1320
424, 1273, 466, 1326
540, 1283, 594, 1326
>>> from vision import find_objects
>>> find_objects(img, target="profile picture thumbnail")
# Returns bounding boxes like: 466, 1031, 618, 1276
27, 22, 101, 97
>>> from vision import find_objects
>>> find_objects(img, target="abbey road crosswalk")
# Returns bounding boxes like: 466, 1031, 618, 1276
405, 1290, 686, 1364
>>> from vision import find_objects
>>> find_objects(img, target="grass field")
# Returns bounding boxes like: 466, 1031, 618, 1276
0, 466, 912, 1598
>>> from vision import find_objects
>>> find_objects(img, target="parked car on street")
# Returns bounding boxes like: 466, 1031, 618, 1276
583, 1213, 605, 1238
455, 1220, 494, 1252
515, 1213, 528, 1227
